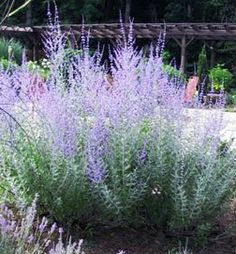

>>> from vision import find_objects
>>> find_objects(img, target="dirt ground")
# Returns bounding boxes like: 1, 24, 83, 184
81, 226, 236, 254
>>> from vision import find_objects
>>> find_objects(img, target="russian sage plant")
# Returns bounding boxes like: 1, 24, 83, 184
0, 199, 84, 254
0, 8, 235, 231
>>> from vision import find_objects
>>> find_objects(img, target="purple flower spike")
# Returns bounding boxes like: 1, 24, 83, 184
138, 139, 148, 165
86, 117, 108, 183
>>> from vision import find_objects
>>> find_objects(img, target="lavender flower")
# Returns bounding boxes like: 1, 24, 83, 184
138, 140, 148, 165
39, 217, 48, 233
0, 202, 85, 254
86, 117, 108, 183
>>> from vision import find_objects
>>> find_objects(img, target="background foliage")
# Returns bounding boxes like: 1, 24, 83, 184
1, 0, 236, 25
1, 0, 236, 77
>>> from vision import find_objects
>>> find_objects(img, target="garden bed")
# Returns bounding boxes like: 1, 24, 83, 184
83, 228, 236, 254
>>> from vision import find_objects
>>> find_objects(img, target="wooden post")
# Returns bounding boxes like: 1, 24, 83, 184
210, 45, 215, 68
33, 45, 36, 61
180, 35, 186, 73
32, 38, 38, 61
26, 1, 32, 26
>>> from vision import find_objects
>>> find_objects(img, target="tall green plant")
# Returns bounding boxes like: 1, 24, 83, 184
197, 45, 208, 80
209, 64, 233, 91
0, 38, 23, 64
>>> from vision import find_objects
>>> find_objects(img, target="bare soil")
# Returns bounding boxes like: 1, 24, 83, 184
81, 226, 236, 254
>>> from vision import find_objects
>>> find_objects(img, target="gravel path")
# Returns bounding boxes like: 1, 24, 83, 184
222, 111, 236, 142
185, 109, 236, 149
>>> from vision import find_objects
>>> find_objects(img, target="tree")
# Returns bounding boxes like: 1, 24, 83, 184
1, 0, 236, 25
124, 0, 131, 22
0, 0, 33, 25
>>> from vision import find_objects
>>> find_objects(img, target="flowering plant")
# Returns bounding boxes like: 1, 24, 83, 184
0, 7, 235, 233
0, 199, 84, 254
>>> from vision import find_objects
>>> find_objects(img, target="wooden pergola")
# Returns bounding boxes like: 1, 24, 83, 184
1, 23, 236, 72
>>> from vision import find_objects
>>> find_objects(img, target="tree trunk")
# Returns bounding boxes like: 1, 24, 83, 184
187, 3, 192, 19
125, 0, 131, 23
149, 1, 157, 22
26, 1, 32, 26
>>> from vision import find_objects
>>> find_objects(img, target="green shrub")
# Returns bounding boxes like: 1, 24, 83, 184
0, 38, 23, 64
163, 50, 171, 64
27, 59, 51, 79
93, 124, 151, 225
0, 58, 18, 70
6, 110, 235, 230
164, 64, 186, 82
1, 130, 94, 225
227, 90, 236, 105
0, 199, 85, 254
197, 46, 208, 80
1, 117, 151, 226
141, 118, 236, 228
209, 64, 233, 91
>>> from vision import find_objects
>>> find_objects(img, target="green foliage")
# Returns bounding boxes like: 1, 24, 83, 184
0, 58, 18, 70
81, 0, 105, 22
227, 90, 236, 105
1, 109, 236, 230
209, 64, 233, 91
163, 50, 171, 64
0, 200, 84, 254
27, 59, 50, 79
141, 120, 236, 228
59, 48, 83, 87
0, 38, 23, 65
164, 64, 186, 82
95, 126, 150, 225
1, 120, 151, 227
194, 223, 212, 246
2, 0, 236, 25
197, 46, 208, 80
1, 130, 94, 225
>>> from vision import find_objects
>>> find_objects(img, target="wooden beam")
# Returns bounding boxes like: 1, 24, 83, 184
186, 36, 195, 47
180, 36, 186, 73
207, 24, 215, 31
2, 23, 236, 41
173, 37, 181, 47
190, 24, 200, 32
176, 24, 185, 32
224, 24, 233, 33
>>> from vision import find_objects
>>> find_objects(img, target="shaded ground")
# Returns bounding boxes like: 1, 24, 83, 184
81, 227, 236, 254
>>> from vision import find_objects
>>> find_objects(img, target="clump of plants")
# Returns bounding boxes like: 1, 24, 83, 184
0, 37, 23, 65
27, 59, 51, 80
163, 64, 186, 83
227, 89, 236, 106
209, 64, 233, 91
162, 50, 186, 83
197, 45, 208, 81
0, 199, 84, 254
0, 9, 235, 240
